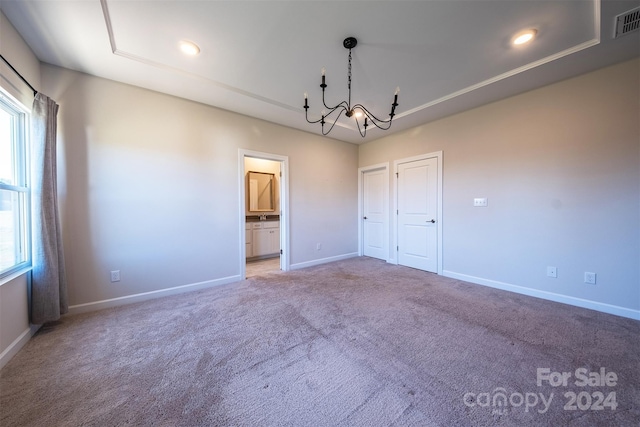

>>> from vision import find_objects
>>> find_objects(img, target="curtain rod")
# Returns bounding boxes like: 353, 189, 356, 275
0, 54, 37, 96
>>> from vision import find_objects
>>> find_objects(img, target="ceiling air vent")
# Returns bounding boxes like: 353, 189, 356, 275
614, 6, 640, 38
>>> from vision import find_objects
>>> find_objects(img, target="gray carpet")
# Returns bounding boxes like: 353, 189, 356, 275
1, 257, 638, 426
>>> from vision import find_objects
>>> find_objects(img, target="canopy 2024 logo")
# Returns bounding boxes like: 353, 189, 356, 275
463, 367, 618, 416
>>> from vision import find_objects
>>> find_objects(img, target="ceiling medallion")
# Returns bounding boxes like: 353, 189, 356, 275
304, 37, 399, 137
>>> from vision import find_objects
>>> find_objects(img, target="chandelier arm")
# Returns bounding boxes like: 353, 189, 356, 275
321, 104, 348, 122
322, 89, 350, 112
353, 104, 394, 125
305, 101, 348, 124
322, 107, 348, 135
361, 113, 392, 131
353, 117, 367, 137
304, 105, 325, 124
304, 115, 324, 125
353, 105, 396, 131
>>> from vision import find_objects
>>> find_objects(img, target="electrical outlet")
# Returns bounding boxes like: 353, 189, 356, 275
110, 270, 121, 282
547, 266, 557, 278
584, 272, 596, 285
473, 197, 488, 207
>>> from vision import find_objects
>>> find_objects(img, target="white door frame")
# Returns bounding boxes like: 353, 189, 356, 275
238, 149, 290, 279
393, 151, 443, 274
358, 162, 390, 262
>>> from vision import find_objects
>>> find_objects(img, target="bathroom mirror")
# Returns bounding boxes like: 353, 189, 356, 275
248, 171, 275, 212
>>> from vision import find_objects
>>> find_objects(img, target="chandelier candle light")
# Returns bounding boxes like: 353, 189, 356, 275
304, 37, 399, 137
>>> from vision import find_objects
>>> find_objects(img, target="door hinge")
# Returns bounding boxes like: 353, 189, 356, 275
396, 172, 399, 178
397, 245, 399, 251
397, 209, 399, 215
280, 249, 283, 255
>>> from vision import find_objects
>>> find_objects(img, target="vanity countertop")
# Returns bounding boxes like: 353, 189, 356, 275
246, 215, 280, 222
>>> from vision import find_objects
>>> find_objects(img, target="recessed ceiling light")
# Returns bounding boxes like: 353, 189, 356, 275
513, 29, 537, 46
179, 40, 200, 56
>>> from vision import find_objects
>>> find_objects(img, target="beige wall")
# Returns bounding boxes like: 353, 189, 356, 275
359, 58, 640, 317
0, 10, 41, 368
41, 64, 359, 309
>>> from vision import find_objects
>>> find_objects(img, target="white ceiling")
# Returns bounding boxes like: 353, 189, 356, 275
1, 0, 639, 144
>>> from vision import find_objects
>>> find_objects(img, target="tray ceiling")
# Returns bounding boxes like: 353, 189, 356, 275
1, 0, 638, 144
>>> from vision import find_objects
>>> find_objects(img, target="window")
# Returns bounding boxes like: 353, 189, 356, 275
0, 90, 30, 278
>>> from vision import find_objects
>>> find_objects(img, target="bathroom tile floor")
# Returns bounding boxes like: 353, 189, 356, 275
246, 257, 281, 278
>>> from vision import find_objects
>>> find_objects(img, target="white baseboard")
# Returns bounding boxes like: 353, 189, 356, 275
290, 252, 359, 270
0, 324, 39, 370
68, 274, 242, 315
443, 270, 640, 321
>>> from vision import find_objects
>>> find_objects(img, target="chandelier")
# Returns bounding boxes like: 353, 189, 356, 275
304, 37, 399, 138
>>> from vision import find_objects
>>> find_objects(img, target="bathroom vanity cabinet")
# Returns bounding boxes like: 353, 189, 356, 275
246, 221, 279, 258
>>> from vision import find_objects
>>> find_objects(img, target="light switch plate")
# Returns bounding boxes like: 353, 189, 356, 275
473, 197, 488, 207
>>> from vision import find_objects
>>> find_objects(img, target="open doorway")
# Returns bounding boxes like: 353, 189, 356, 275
238, 150, 289, 279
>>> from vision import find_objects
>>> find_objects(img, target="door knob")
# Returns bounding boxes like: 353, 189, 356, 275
427, 219, 436, 223
363, 216, 368, 220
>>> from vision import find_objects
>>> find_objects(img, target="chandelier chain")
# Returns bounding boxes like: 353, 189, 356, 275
348, 49, 352, 90
347, 49, 352, 106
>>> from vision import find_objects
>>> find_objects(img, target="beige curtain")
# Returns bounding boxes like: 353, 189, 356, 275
30, 93, 68, 324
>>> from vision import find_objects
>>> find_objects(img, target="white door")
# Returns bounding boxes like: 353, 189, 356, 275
363, 168, 386, 260
397, 157, 438, 272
